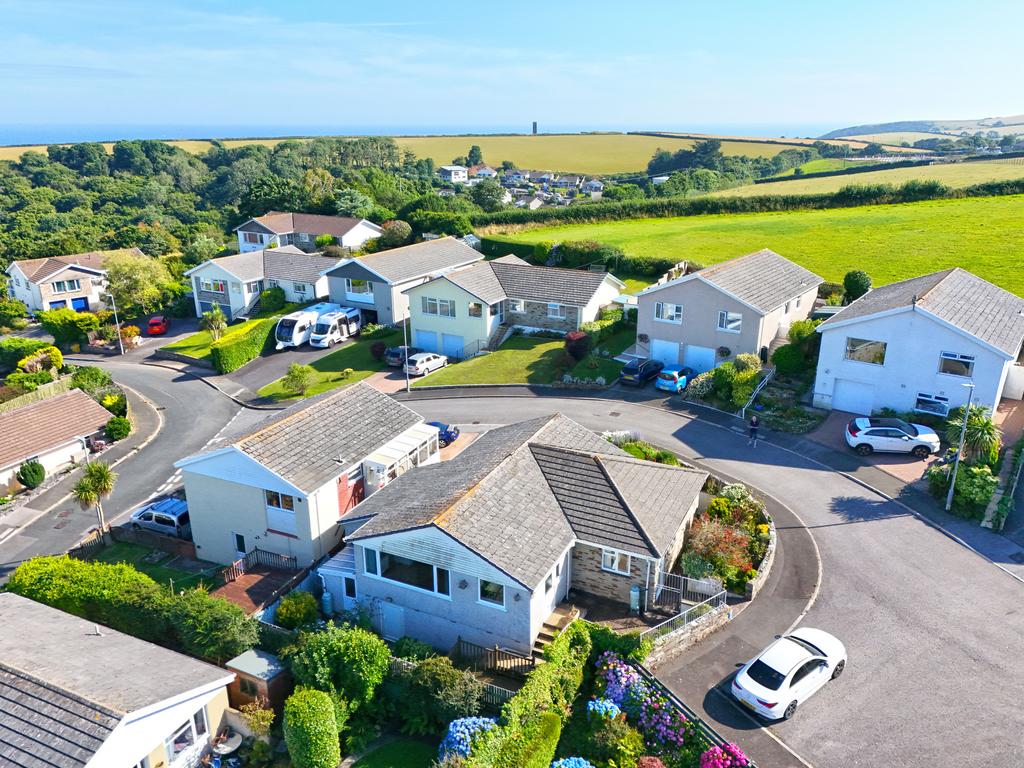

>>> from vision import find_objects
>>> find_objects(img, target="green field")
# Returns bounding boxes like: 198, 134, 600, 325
843, 131, 951, 145
772, 157, 870, 177
501, 194, 1024, 295
713, 158, 1024, 197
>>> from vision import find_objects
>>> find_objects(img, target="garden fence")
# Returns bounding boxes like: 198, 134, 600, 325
389, 654, 516, 711
450, 636, 535, 677
640, 588, 728, 643
66, 530, 106, 560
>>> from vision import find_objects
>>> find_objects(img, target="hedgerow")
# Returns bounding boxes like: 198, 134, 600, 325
209, 317, 277, 373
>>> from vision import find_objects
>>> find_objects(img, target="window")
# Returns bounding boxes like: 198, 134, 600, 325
422, 297, 438, 315
601, 548, 630, 575
545, 573, 553, 593
468, 302, 483, 318
200, 279, 226, 293
364, 548, 378, 575
234, 533, 246, 554
844, 337, 887, 365
939, 352, 975, 377
547, 303, 566, 319
165, 719, 197, 763
479, 579, 505, 608
795, 296, 802, 308
264, 490, 295, 511
268, 279, 279, 287
246, 280, 263, 293
299, 232, 311, 243
346, 278, 373, 296
375, 552, 451, 597
654, 302, 683, 324
509, 299, 524, 312
243, 232, 262, 244
422, 297, 455, 317
51, 279, 81, 293
344, 576, 357, 599
293, 282, 307, 294
915, 392, 950, 416
791, 660, 821, 686
436, 568, 450, 596
240, 678, 259, 697
717, 311, 742, 333
784, 301, 791, 314
489, 302, 501, 316
746, 660, 785, 690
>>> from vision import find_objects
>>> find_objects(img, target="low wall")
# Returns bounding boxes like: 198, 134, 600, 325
151, 348, 216, 369
645, 603, 732, 669
745, 511, 777, 600
110, 525, 197, 558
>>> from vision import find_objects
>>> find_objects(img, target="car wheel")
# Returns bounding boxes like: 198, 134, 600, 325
831, 660, 846, 679
855, 444, 873, 456
783, 701, 798, 720
439, 440, 448, 449
911, 446, 930, 459
131, 523, 141, 530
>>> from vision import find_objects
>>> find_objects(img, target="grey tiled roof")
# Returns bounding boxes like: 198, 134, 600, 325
199, 250, 266, 281
818, 268, 1024, 357
325, 237, 483, 284
491, 261, 613, 306
346, 414, 706, 587
445, 262, 508, 304
228, 383, 422, 492
250, 211, 371, 238
263, 247, 342, 284
694, 249, 822, 313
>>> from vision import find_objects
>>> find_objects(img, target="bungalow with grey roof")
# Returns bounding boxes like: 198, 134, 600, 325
319, 413, 708, 656
234, 210, 382, 253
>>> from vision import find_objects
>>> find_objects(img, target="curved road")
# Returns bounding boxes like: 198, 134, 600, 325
409, 394, 1024, 768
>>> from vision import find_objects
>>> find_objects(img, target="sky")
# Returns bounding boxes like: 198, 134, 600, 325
1, 0, 1021, 139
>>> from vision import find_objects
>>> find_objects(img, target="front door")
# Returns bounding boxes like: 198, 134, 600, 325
378, 602, 405, 640
342, 576, 357, 611
233, 532, 246, 559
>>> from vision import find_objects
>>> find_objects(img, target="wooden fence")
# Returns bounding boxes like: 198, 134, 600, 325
0, 377, 73, 414
110, 526, 197, 558
450, 636, 535, 678
223, 547, 299, 582
389, 654, 516, 711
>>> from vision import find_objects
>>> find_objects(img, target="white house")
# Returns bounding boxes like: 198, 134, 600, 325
0, 389, 112, 495
438, 165, 469, 184
175, 383, 439, 568
5, 247, 145, 314
0, 592, 235, 768
185, 246, 341, 320
234, 211, 382, 253
469, 164, 498, 178
813, 268, 1024, 415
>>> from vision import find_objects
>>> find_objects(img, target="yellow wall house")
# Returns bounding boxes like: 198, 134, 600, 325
0, 593, 235, 768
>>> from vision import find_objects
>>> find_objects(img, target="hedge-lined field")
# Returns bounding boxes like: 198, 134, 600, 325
498, 194, 1024, 295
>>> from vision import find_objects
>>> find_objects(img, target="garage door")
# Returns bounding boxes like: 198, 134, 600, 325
650, 339, 680, 367
441, 333, 465, 360
832, 379, 875, 415
70, 297, 90, 312
198, 301, 233, 321
415, 330, 438, 353
683, 345, 716, 374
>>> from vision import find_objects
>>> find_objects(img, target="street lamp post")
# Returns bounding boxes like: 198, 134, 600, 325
105, 292, 125, 355
945, 381, 976, 512
402, 319, 411, 393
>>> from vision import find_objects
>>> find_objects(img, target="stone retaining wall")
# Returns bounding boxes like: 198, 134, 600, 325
645, 603, 732, 669
151, 348, 216, 369
745, 511, 777, 600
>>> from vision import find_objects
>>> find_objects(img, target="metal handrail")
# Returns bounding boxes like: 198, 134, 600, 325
640, 589, 727, 641
740, 367, 776, 420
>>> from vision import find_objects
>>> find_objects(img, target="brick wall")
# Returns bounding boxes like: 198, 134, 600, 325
571, 543, 650, 605
507, 300, 579, 333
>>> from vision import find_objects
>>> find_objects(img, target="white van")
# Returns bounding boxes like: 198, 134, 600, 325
310, 308, 362, 348
274, 302, 342, 350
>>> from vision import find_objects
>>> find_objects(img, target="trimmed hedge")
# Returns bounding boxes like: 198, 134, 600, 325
209, 317, 277, 374
522, 712, 563, 768
283, 688, 341, 768
105, 416, 132, 441
0, 338, 48, 373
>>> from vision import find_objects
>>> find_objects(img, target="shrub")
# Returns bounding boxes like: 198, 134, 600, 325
700, 743, 751, 768
120, 324, 141, 341
38, 308, 100, 346
677, 551, 715, 580
101, 391, 128, 416
438, 717, 497, 760
408, 210, 472, 236
16, 460, 46, 489
105, 416, 132, 441
771, 343, 805, 375
520, 711, 563, 768
391, 655, 484, 735
733, 353, 761, 373
283, 688, 341, 768
5, 369, 54, 393
843, 270, 871, 302
0, 296, 27, 327
552, 760, 595, 768
370, 341, 387, 360
706, 497, 733, 522
240, 697, 275, 738
71, 365, 113, 395
686, 516, 752, 576
314, 234, 336, 249
379, 219, 413, 248
686, 371, 714, 400
168, 587, 260, 663
282, 363, 317, 396
16, 345, 62, 372
209, 317, 276, 374
287, 623, 390, 711
0, 338, 48, 372
712, 362, 736, 398
585, 622, 651, 664
259, 286, 287, 313
276, 590, 320, 630
586, 714, 645, 768
200, 306, 228, 341
393, 636, 437, 660
927, 463, 998, 519
565, 331, 591, 362
787, 318, 820, 347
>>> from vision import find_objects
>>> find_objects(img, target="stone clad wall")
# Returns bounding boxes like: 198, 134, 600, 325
507, 300, 579, 333
571, 543, 648, 605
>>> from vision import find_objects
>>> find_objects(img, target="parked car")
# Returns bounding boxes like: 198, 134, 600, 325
404, 352, 448, 376
384, 345, 423, 367
844, 417, 940, 459
731, 627, 847, 720
147, 315, 170, 335
128, 497, 191, 540
619, 357, 664, 386
654, 366, 695, 394
428, 421, 460, 448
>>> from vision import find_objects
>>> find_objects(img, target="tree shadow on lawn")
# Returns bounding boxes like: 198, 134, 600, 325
522, 345, 570, 383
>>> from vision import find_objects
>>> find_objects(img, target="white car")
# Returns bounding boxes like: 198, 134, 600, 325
731, 627, 847, 720
845, 417, 941, 459
404, 352, 448, 376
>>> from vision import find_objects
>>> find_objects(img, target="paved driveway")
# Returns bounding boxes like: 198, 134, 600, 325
407, 394, 1024, 768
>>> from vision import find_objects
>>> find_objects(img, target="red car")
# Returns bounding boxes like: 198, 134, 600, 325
147, 315, 170, 335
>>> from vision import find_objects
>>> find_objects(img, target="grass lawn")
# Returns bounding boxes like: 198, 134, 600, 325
500, 194, 1024, 295
351, 738, 437, 768
257, 329, 403, 400
617, 272, 656, 294
91, 542, 218, 590
161, 317, 266, 362
771, 157, 870, 178
714, 158, 1024, 197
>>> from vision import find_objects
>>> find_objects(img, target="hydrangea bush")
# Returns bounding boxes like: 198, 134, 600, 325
586, 697, 621, 721
438, 716, 496, 759
699, 743, 751, 768
551, 758, 596, 768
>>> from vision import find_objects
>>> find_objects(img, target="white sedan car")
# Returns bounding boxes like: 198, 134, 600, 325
845, 417, 941, 459
404, 352, 448, 376
731, 627, 847, 720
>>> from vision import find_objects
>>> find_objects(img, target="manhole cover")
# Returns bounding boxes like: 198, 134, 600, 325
1009, 551, 1024, 565
608, 411, 621, 417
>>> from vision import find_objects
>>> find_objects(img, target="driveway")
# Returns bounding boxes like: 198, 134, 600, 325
406, 393, 1024, 768
225, 338, 350, 393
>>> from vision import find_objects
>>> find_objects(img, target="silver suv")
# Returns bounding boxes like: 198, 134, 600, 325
128, 497, 191, 539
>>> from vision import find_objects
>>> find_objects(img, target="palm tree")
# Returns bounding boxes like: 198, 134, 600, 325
200, 306, 227, 341
945, 404, 1002, 464
72, 461, 118, 534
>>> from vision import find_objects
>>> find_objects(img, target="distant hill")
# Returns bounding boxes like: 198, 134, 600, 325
822, 114, 1024, 140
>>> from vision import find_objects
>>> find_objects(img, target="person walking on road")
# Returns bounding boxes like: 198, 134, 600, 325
748, 414, 760, 447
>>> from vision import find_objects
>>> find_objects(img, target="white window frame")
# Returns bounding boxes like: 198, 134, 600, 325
915, 392, 950, 416
600, 548, 631, 576
509, 299, 525, 312
164, 707, 207, 765
478, 578, 506, 609
346, 278, 373, 298
200, 279, 226, 293
717, 310, 742, 334
844, 337, 887, 366
468, 301, 483, 318
293, 282, 307, 294
938, 351, 975, 378
362, 546, 452, 600
299, 232, 311, 243
654, 301, 683, 324
264, 490, 295, 512
363, 547, 378, 575
547, 303, 567, 319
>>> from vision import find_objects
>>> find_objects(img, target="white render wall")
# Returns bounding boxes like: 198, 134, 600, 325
340, 221, 383, 249
814, 309, 1011, 415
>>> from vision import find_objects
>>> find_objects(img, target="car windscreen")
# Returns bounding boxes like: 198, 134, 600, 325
276, 319, 297, 340
623, 361, 639, 373
746, 660, 786, 690
314, 322, 331, 334
657, 372, 676, 381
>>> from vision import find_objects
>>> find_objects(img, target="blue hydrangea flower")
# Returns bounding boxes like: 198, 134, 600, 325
438, 716, 497, 759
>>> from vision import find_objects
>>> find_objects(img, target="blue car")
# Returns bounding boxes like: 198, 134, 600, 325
428, 421, 461, 448
654, 366, 695, 394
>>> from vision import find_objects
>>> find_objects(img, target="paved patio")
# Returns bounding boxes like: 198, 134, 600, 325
994, 398, 1024, 447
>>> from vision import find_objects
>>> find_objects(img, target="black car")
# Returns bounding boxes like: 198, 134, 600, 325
619, 357, 664, 386
383, 345, 422, 367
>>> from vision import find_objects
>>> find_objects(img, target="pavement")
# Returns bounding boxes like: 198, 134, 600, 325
404, 390, 1024, 768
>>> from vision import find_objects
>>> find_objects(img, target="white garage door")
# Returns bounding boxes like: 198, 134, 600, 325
683, 345, 716, 374
415, 330, 438, 353
650, 339, 680, 366
832, 379, 875, 415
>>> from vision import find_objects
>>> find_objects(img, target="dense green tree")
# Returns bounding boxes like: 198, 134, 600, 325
469, 178, 507, 212
843, 270, 872, 302
467, 145, 484, 165
334, 187, 375, 219
182, 235, 222, 265
104, 250, 177, 316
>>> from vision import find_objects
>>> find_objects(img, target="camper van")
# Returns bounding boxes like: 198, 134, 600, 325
310, 308, 362, 348
274, 302, 342, 350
